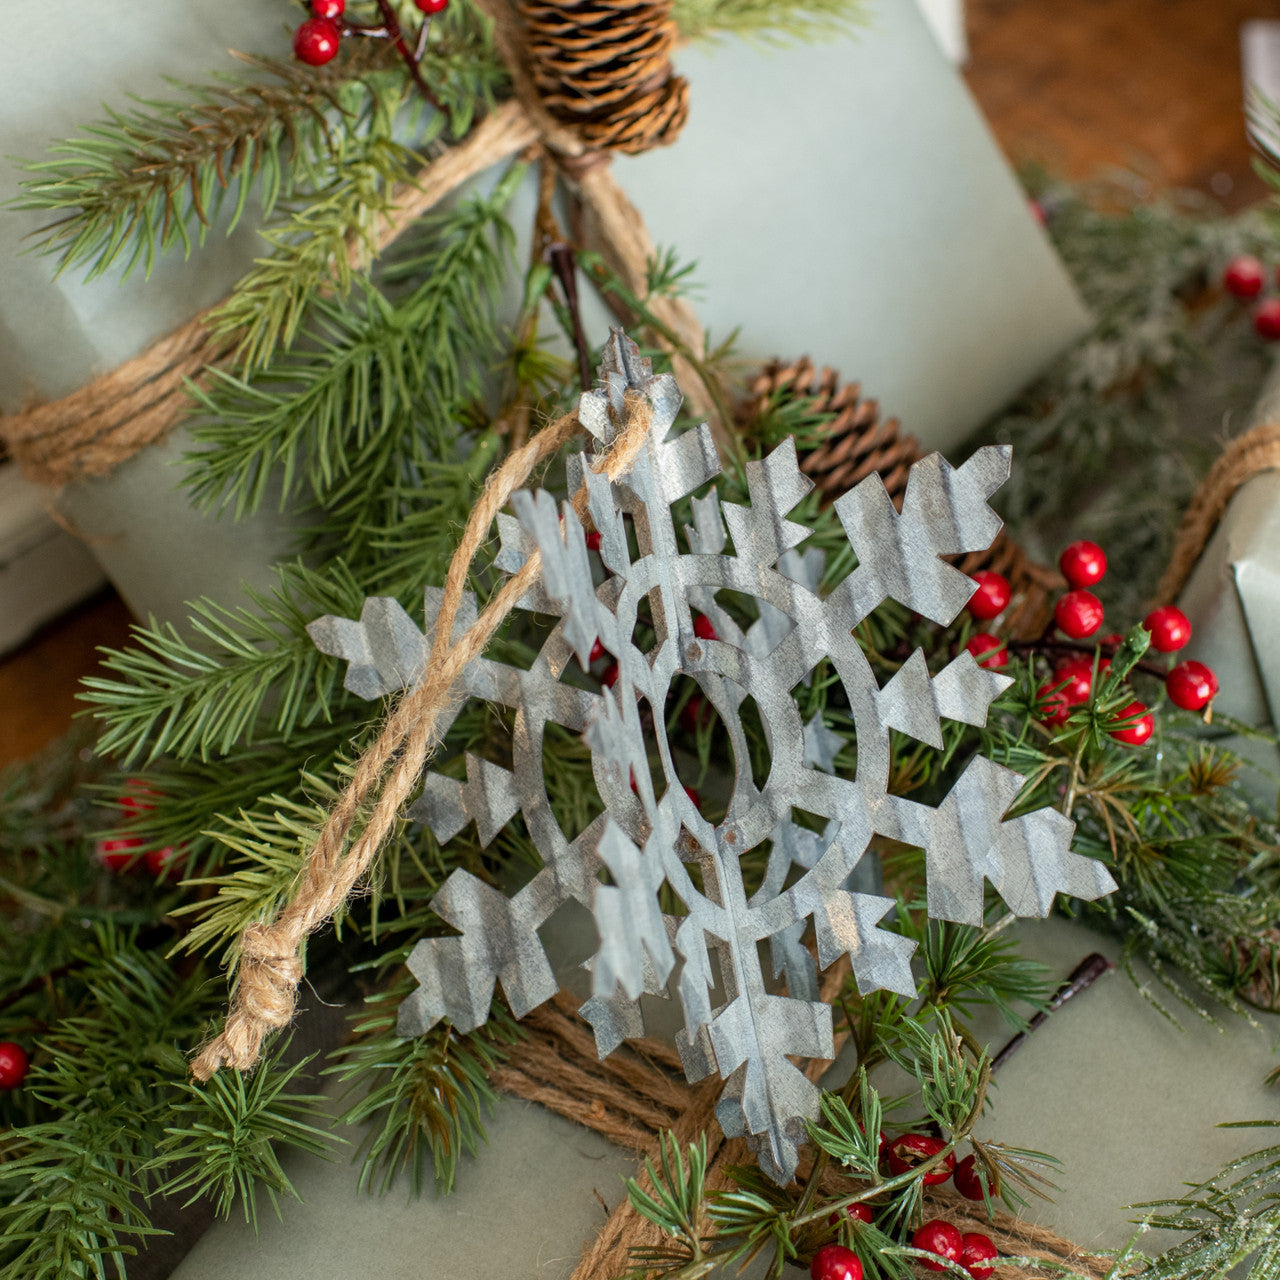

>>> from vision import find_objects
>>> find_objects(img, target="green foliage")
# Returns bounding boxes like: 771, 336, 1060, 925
9, 47, 402, 281
328, 983, 521, 1195
185, 171, 520, 527
153, 1046, 338, 1226
982, 175, 1279, 615
1128, 1122, 1280, 1280
80, 561, 368, 767
671, 0, 866, 45
624, 1017, 1008, 1280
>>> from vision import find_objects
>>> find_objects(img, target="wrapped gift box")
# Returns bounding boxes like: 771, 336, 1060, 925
0, 0, 1084, 627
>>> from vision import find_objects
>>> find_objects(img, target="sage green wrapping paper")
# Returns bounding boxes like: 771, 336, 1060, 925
0, 0, 1086, 627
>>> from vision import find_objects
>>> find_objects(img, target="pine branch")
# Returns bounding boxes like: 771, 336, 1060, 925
80, 561, 370, 767
184, 174, 520, 522
671, 0, 867, 45
327, 980, 522, 1195
10, 46, 403, 282
152, 1043, 338, 1227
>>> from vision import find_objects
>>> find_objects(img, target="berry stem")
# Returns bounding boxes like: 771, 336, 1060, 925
371, 0, 445, 113
990, 952, 1113, 1072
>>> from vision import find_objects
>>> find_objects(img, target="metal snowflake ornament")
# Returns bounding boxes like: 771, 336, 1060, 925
309, 332, 1116, 1184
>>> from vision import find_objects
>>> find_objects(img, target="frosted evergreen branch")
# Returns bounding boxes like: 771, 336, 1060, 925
671, 0, 867, 45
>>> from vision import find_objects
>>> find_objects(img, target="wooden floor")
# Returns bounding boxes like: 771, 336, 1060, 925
3, 0, 1280, 768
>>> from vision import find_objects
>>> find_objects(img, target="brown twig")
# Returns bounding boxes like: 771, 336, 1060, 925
990, 953, 1114, 1072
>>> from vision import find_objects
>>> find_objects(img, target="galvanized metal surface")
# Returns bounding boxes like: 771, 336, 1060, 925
309, 332, 1116, 1184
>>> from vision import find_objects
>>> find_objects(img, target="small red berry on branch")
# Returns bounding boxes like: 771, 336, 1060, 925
913, 1220, 964, 1272
294, 17, 342, 65
585, 529, 602, 552
98, 835, 145, 871
810, 1243, 863, 1280
311, 0, 346, 19
1166, 660, 1219, 711
886, 1133, 954, 1185
683, 784, 701, 809
961, 1232, 999, 1279
1142, 604, 1191, 653
953, 1153, 990, 1201
964, 633, 1007, 670
415, 0, 450, 11
1255, 298, 1280, 341
588, 638, 606, 665
966, 571, 1010, 621
1109, 700, 1153, 746
1058, 540, 1106, 589
1054, 589, 1103, 639
1224, 255, 1266, 299
0, 1041, 29, 1089
601, 662, 620, 689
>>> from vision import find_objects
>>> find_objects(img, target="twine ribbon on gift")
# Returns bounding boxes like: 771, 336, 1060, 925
1154, 420, 1280, 605
0, 0, 709, 487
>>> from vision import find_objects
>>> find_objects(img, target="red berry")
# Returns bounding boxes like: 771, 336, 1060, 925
1054, 589, 1103, 639
98, 836, 144, 871
414, 0, 449, 11
1142, 604, 1191, 653
693, 614, 718, 642
311, 0, 345, 17
589, 638, 606, 665
811, 1244, 863, 1280
1255, 298, 1280, 341
1036, 685, 1072, 728
0, 1042, 28, 1089
1109, 699, 1153, 746
967, 571, 1011, 621
680, 693, 711, 734
601, 662, 620, 689
953, 1153, 989, 1201
1166, 660, 1219, 711
961, 1232, 999, 1279
683, 784, 701, 809
1051, 657, 1093, 705
1028, 198, 1048, 226
585, 529, 602, 552
1058, 540, 1107, 589
828, 1201, 874, 1226
912, 1220, 964, 1272
1224, 254, 1266, 299
294, 17, 341, 65
886, 1133, 954, 1185
964, 632, 1007, 670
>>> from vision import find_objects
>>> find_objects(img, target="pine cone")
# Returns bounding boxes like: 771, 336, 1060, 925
516, 0, 689, 154
739, 358, 1061, 640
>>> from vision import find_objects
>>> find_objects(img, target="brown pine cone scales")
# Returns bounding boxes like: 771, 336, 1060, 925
739, 357, 1061, 640
516, 0, 689, 154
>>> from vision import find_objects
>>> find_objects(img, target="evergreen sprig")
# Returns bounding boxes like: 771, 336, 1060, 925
671, 0, 867, 45
11, 46, 403, 282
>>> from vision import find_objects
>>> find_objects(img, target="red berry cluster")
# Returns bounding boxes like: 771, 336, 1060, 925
96, 780, 185, 880
293, 0, 449, 68
961, 540, 1219, 744
0, 1041, 29, 1090
809, 1136, 998, 1280
1221, 255, 1280, 342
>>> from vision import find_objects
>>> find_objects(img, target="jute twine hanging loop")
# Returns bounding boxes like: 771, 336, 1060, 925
0, 0, 696, 488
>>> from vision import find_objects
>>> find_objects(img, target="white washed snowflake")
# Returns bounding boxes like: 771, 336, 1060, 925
309, 332, 1116, 1183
